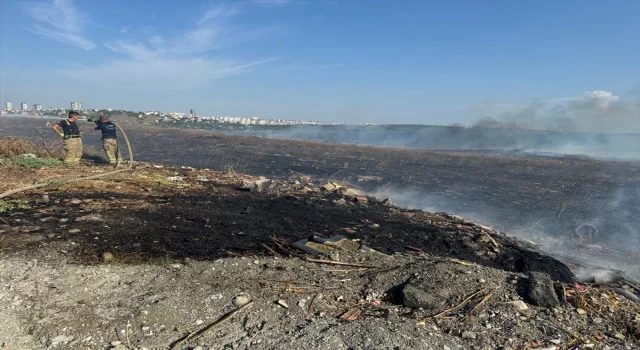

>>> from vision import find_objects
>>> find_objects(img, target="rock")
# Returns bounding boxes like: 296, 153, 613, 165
614, 333, 625, 340
132, 243, 141, 248
297, 299, 307, 308
47, 233, 56, 238
69, 198, 82, 204
613, 288, 640, 303
576, 308, 587, 315
511, 300, 529, 311
461, 331, 476, 339
210, 293, 223, 300
195, 319, 204, 325
343, 188, 365, 196
75, 214, 104, 222
333, 198, 347, 205
110, 341, 122, 346
402, 284, 447, 310
50, 335, 74, 346
276, 299, 289, 308
102, 252, 115, 262
166, 176, 184, 182
254, 179, 272, 192
550, 339, 561, 344
170, 263, 182, 269
353, 196, 368, 204
527, 272, 559, 307
68, 228, 81, 233
321, 183, 337, 192
233, 295, 251, 307
382, 198, 393, 206
42, 194, 50, 203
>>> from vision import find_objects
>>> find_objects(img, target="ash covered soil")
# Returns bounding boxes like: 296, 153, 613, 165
1, 163, 639, 350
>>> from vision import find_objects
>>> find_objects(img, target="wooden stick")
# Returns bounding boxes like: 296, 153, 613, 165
484, 232, 499, 248
309, 268, 368, 273
260, 243, 282, 257
468, 288, 497, 315
169, 301, 254, 350
307, 292, 322, 315
304, 258, 376, 268
432, 288, 488, 319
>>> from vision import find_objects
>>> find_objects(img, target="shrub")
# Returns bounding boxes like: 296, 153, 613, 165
0, 156, 63, 168
0, 199, 31, 213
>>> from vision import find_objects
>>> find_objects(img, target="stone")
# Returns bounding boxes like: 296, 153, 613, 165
511, 300, 528, 311
297, 299, 307, 308
110, 341, 122, 346
103, 252, 115, 262
382, 198, 393, 206
321, 183, 337, 192
50, 335, 74, 346
195, 319, 204, 325
233, 295, 251, 307
550, 339, 561, 344
527, 272, 559, 307
343, 188, 365, 196
68, 228, 81, 233
276, 299, 289, 308
461, 331, 476, 339
576, 308, 586, 315
255, 179, 272, 192
614, 333, 625, 340
402, 284, 447, 310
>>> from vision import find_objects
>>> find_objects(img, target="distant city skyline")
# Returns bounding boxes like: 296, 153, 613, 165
1, 0, 639, 130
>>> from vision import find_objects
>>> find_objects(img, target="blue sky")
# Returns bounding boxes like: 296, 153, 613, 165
0, 0, 639, 125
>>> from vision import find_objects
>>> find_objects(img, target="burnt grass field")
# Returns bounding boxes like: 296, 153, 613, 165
3, 116, 640, 275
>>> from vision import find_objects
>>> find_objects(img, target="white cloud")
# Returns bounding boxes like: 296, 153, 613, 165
26, 0, 96, 50
63, 4, 276, 90
120, 25, 131, 33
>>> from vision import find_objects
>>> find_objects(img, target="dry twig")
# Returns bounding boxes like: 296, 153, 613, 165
169, 301, 254, 350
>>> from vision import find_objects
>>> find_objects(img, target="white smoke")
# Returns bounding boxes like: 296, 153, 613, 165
473, 90, 640, 132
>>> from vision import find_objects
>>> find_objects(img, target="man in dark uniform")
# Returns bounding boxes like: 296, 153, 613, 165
94, 115, 119, 165
51, 111, 83, 166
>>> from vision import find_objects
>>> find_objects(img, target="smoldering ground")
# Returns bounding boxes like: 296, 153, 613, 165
3, 116, 640, 281
369, 185, 640, 281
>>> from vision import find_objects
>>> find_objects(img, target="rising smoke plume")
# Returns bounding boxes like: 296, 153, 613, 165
473, 90, 640, 133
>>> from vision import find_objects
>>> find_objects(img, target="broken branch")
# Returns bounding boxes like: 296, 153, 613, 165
169, 300, 254, 350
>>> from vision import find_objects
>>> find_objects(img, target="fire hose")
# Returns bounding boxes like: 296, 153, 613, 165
0, 123, 134, 199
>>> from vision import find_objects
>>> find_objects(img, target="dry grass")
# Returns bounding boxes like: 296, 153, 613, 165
0, 136, 61, 158
566, 285, 640, 340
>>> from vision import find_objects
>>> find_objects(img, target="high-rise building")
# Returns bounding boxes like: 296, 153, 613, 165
33, 104, 42, 111
5, 101, 12, 110
21, 102, 28, 111
70, 102, 84, 110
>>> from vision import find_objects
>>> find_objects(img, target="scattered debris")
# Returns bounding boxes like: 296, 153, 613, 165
339, 308, 362, 321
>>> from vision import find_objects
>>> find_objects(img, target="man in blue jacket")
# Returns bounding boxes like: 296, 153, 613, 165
94, 115, 120, 165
